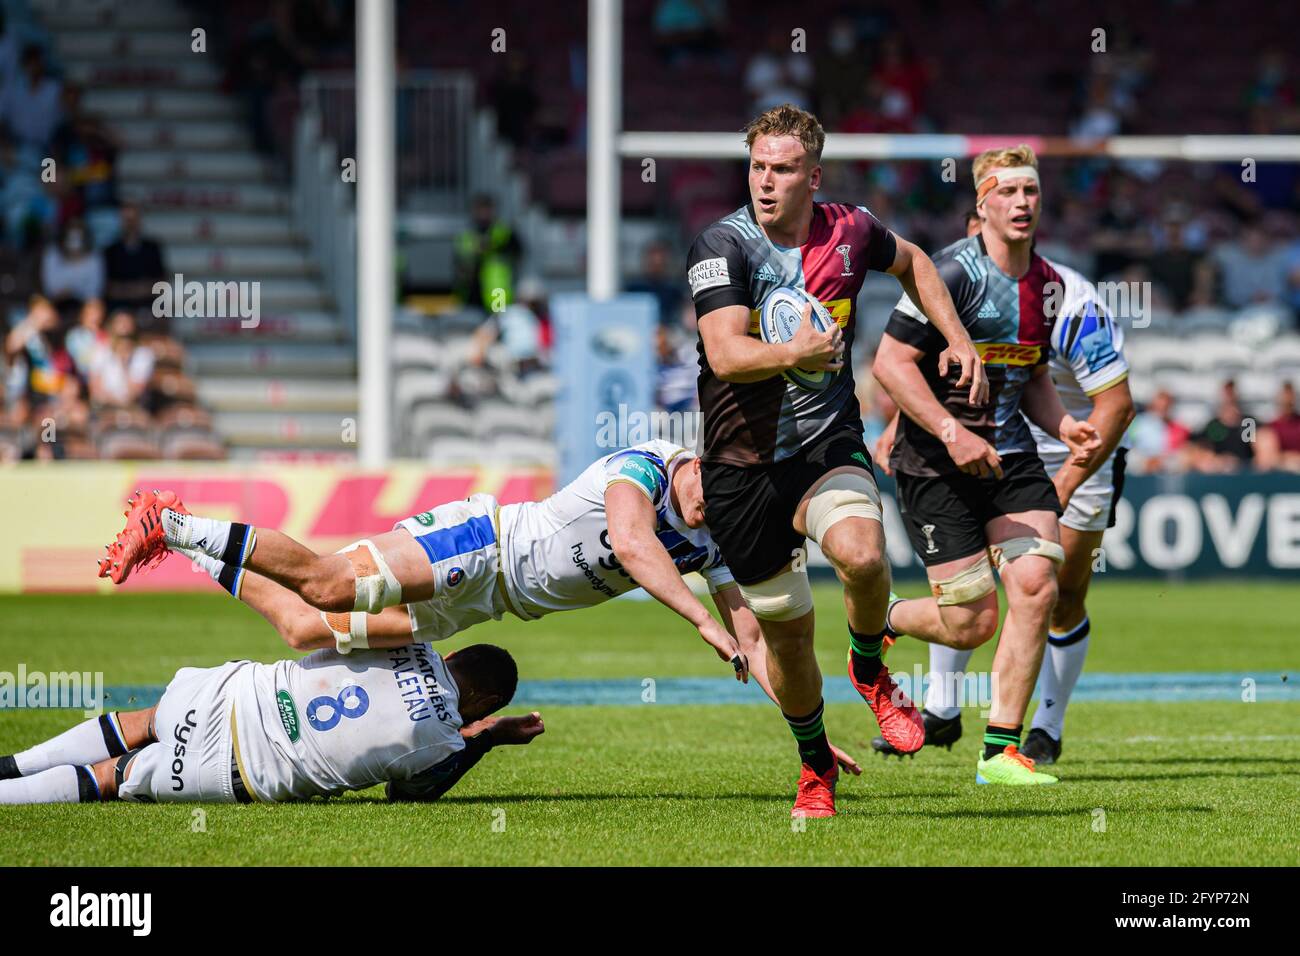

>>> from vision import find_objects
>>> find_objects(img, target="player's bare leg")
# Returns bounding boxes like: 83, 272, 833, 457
732, 616, 861, 775
228, 528, 436, 612
174, 546, 417, 652
790, 467, 924, 754
0, 706, 155, 803
965, 510, 1061, 784
757, 609, 823, 717
100, 489, 437, 614
740, 579, 838, 817
818, 516, 890, 633
1024, 526, 1103, 762
874, 553, 998, 756
1050, 526, 1101, 634
887, 553, 1001, 650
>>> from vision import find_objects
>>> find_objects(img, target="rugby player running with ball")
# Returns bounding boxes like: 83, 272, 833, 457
686, 105, 987, 817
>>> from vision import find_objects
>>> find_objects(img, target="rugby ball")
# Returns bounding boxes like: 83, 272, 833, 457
758, 286, 838, 391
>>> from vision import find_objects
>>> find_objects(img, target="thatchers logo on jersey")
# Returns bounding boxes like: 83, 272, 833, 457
276, 690, 300, 742
50, 886, 151, 936
414, 511, 436, 526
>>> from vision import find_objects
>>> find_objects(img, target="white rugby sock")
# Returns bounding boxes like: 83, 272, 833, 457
1031, 617, 1091, 740
13, 714, 128, 775
924, 644, 974, 720
0, 765, 96, 803
163, 510, 230, 558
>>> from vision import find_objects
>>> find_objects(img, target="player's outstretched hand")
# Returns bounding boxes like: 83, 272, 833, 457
829, 740, 862, 776
1061, 417, 1101, 468
699, 618, 749, 683
463, 712, 545, 745
938, 340, 988, 406
788, 303, 844, 372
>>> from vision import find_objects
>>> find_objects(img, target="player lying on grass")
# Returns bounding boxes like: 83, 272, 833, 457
97, 438, 863, 775
869, 145, 1101, 786
0, 642, 545, 805
872, 208, 1135, 767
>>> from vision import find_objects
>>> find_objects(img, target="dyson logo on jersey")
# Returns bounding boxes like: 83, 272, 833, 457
171, 709, 197, 792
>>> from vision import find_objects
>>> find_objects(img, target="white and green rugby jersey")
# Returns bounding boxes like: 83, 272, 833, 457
498, 439, 735, 618
231, 643, 465, 802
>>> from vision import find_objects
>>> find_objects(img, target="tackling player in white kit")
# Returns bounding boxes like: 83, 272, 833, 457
99, 440, 749, 672
90, 440, 864, 775
0, 641, 541, 805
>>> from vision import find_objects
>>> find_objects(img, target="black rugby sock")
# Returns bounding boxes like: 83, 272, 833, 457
849, 626, 886, 684
784, 700, 835, 776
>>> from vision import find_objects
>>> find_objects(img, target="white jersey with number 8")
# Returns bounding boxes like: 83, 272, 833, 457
231, 643, 465, 802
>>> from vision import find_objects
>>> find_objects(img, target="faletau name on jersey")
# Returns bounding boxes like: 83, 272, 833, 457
388, 644, 453, 722
688, 256, 731, 295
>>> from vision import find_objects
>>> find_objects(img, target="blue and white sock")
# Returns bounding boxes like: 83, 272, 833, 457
925, 644, 974, 720
0, 765, 100, 803
163, 510, 255, 566
11, 714, 128, 776
1031, 617, 1091, 740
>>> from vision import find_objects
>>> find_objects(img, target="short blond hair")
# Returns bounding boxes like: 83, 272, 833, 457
972, 144, 1039, 186
745, 104, 825, 163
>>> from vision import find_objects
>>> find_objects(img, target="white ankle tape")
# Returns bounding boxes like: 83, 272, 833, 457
322, 610, 369, 655
339, 539, 402, 614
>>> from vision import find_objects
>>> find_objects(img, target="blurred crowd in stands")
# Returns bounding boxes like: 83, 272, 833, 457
0, 10, 221, 461
6, 0, 1300, 472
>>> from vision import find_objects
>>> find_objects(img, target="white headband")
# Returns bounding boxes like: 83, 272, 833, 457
975, 165, 1040, 205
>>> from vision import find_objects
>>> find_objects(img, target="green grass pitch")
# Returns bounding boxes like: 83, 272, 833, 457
1, 582, 1296, 866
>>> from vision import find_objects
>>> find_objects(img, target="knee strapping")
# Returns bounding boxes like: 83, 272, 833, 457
929, 554, 997, 607
988, 536, 1066, 569
804, 473, 882, 545
322, 610, 369, 655
738, 568, 814, 621
340, 539, 401, 613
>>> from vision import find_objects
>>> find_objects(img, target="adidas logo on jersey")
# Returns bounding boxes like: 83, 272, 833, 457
755, 265, 782, 282
977, 300, 1001, 319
